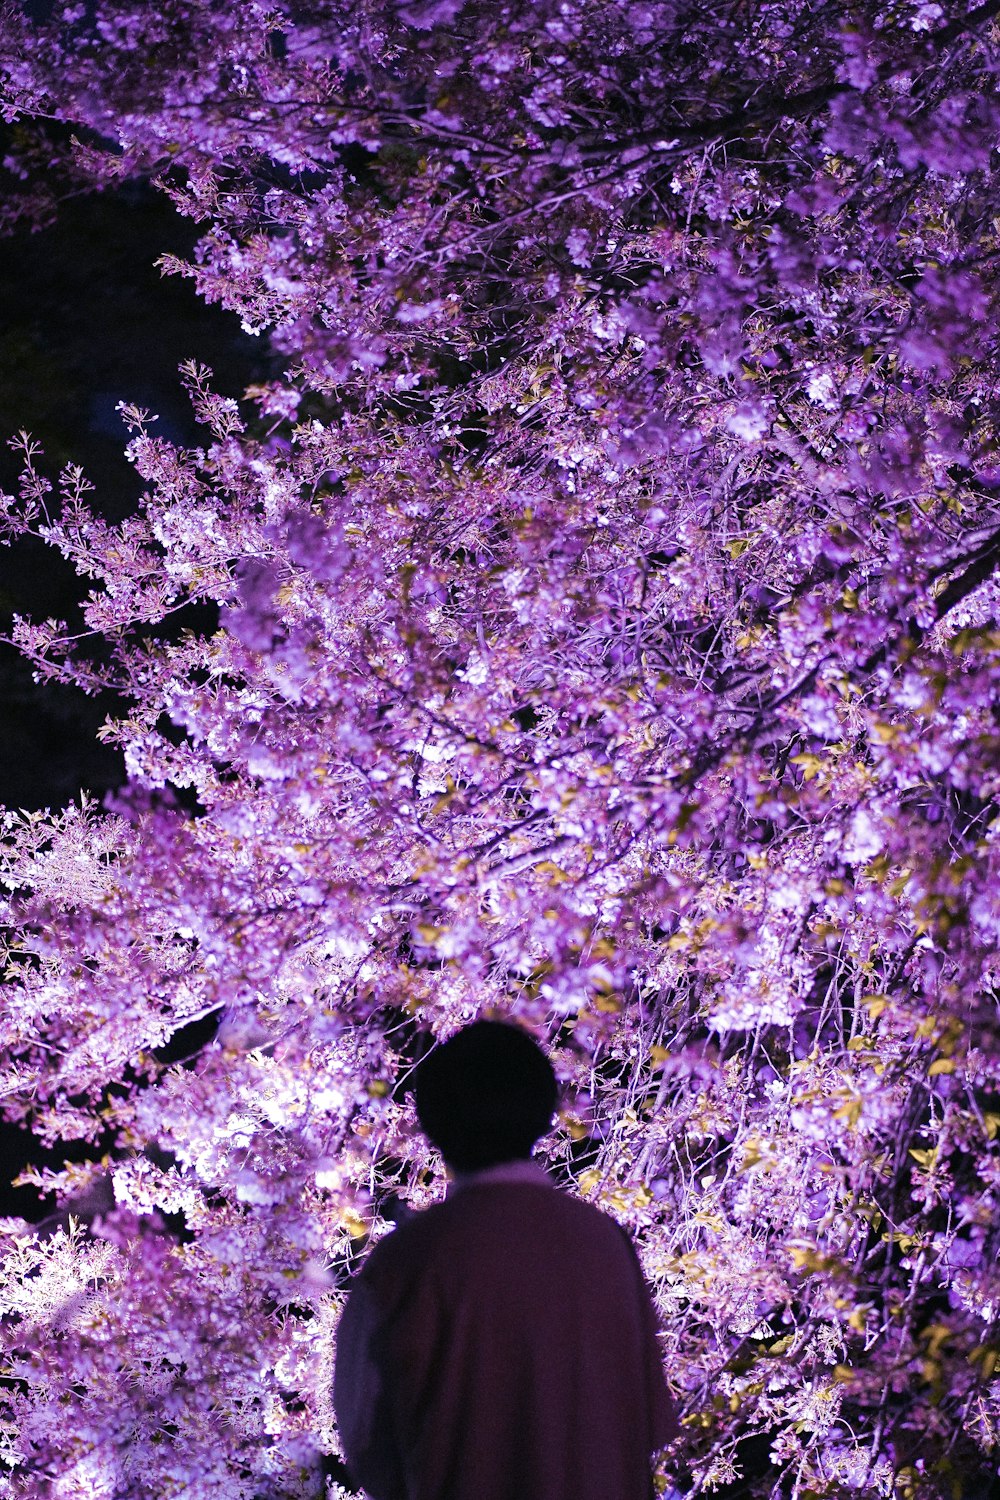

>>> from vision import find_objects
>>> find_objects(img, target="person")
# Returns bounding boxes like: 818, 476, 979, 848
333, 1019, 679, 1500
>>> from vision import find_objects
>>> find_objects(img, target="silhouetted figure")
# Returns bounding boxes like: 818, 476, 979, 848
333, 1020, 678, 1500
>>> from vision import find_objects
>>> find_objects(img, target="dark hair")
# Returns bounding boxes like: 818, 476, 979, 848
413, 1020, 559, 1173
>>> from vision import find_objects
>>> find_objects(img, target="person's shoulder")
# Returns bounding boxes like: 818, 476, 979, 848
361, 1177, 633, 1263
536, 1182, 638, 1243
358, 1198, 452, 1273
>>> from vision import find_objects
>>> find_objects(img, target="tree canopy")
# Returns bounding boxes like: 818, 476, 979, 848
2, 0, 1000, 1494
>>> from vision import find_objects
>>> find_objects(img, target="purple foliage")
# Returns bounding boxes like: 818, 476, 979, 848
1, 0, 1000, 1495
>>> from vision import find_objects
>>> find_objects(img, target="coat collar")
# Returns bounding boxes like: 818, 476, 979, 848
448, 1158, 553, 1195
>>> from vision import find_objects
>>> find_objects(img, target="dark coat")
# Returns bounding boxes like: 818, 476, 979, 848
333, 1162, 678, 1500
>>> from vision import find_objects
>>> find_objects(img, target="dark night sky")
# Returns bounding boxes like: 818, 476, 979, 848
0, 172, 268, 1219
0, 176, 268, 811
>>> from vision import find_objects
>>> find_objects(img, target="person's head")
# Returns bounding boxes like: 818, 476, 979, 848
413, 1019, 559, 1174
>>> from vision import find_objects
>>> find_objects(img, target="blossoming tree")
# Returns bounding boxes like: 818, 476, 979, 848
2, 0, 1000, 1494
